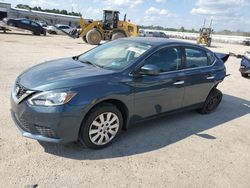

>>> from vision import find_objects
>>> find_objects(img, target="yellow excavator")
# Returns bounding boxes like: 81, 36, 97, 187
197, 19, 213, 47
78, 10, 138, 45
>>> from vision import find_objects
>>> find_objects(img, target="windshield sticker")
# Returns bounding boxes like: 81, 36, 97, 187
127, 47, 146, 55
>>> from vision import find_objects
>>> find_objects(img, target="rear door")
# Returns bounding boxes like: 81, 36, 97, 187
133, 46, 186, 119
182, 46, 216, 107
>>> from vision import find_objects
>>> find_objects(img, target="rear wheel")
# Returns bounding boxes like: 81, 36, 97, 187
198, 89, 223, 114
49, 30, 57, 34
86, 29, 102, 45
79, 103, 123, 149
112, 32, 126, 40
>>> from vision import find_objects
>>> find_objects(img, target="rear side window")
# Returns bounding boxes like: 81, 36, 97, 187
185, 48, 209, 68
145, 47, 182, 72
207, 52, 215, 65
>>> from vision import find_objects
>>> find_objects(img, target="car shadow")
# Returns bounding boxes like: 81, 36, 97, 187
39, 94, 250, 160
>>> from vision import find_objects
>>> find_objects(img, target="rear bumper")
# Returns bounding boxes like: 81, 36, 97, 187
10, 95, 86, 144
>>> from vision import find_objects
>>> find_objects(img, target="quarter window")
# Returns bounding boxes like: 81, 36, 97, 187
207, 52, 215, 65
185, 48, 209, 68
144, 47, 182, 72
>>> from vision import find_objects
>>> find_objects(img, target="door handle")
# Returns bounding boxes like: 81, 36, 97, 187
206, 75, 215, 80
173, 80, 185, 85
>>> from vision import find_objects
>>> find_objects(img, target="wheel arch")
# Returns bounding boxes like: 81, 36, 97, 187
205, 83, 219, 101
112, 29, 128, 37
82, 98, 129, 132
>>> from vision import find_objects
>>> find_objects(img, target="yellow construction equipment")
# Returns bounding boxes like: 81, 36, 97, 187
197, 19, 213, 47
78, 10, 138, 45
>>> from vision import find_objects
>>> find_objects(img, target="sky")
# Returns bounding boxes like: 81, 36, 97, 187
2, 0, 250, 31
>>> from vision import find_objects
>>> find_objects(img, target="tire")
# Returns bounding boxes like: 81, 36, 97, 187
82, 36, 88, 43
49, 31, 57, 35
86, 29, 102, 45
207, 39, 212, 47
241, 73, 248, 77
79, 103, 123, 149
198, 89, 223, 114
33, 32, 40, 36
112, 32, 126, 40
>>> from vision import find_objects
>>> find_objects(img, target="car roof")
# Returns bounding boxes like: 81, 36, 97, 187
121, 37, 196, 47
11, 18, 29, 21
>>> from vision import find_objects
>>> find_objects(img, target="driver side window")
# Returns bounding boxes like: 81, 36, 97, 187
144, 47, 182, 73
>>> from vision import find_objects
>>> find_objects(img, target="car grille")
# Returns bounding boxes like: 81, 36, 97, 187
35, 125, 59, 139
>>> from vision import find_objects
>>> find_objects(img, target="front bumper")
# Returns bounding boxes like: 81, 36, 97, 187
10, 93, 86, 144
239, 67, 250, 74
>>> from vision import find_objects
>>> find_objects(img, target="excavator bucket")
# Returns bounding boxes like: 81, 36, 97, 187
79, 17, 86, 29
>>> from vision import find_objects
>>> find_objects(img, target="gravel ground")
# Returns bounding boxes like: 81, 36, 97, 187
0, 32, 249, 188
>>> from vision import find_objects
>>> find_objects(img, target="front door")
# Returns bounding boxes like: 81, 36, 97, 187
133, 46, 185, 119
19, 19, 31, 30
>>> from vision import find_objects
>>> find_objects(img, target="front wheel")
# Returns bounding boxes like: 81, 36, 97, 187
241, 73, 248, 77
82, 36, 88, 43
198, 89, 223, 114
79, 103, 123, 149
86, 29, 102, 45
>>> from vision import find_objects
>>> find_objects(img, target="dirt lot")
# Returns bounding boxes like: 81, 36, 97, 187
0, 32, 249, 188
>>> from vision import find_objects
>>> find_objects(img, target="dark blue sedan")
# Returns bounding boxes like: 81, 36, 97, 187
240, 51, 250, 77
10, 38, 228, 149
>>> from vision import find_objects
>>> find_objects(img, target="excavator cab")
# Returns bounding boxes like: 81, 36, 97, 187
200, 28, 212, 37
103, 10, 120, 30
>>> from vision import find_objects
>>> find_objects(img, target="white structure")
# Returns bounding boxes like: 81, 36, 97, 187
0, 2, 83, 26
141, 29, 249, 44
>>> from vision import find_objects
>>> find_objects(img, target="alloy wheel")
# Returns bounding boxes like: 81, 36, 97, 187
89, 112, 120, 145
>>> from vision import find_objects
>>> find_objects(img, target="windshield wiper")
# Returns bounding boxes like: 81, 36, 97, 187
79, 60, 104, 68
72, 56, 104, 68
72, 56, 79, 60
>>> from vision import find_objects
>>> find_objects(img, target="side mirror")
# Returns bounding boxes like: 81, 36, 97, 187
139, 64, 160, 76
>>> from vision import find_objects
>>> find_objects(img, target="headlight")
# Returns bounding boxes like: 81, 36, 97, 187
244, 51, 250, 60
28, 91, 76, 106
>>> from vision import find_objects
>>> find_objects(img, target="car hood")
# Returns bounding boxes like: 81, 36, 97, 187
18, 58, 115, 91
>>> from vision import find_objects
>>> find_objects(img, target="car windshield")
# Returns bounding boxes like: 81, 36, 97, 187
78, 40, 152, 70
